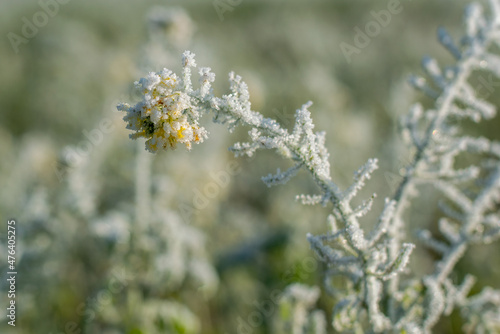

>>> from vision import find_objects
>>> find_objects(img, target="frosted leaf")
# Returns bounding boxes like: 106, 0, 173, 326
198, 67, 215, 97
417, 229, 449, 254
351, 194, 376, 218
464, 3, 485, 41
408, 75, 439, 98
332, 297, 361, 332
367, 276, 391, 332
229, 141, 260, 157
296, 194, 324, 206
262, 163, 303, 187
402, 103, 424, 148
367, 198, 396, 247
438, 218, 460, 243
423, 278, 446, 331
276, 284, 325, 334
370, 243, 415, 280
422, 56, 446, 88
438, 27, 462, 60
490, 0, 500, 25
343, 158, 378, 203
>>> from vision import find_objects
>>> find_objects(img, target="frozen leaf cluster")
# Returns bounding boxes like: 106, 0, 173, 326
396, 1, 500, 332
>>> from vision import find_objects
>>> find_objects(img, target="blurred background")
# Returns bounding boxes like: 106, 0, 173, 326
0, 0, 499, 333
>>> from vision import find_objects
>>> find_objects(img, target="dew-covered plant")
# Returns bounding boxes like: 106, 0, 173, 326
119, 1, 500, 333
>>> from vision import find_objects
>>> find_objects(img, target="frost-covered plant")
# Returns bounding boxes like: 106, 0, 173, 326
119, 1, 500, 333
0, 7, 221, 334
2, 118, 219, 333
273, 284, 327, 334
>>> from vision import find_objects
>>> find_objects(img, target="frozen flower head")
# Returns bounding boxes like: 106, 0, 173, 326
118, 51, 208, 153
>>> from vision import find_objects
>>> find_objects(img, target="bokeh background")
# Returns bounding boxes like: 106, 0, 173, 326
0, 0, 499, 333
